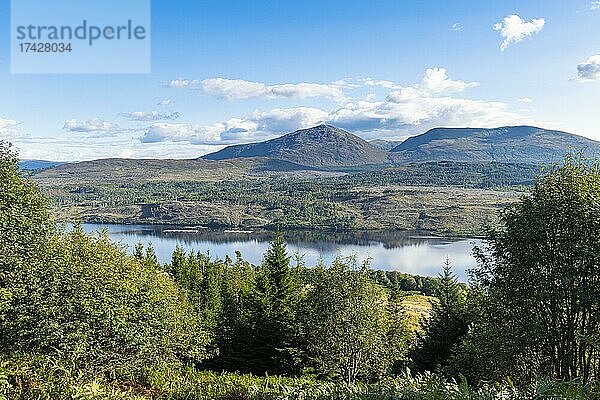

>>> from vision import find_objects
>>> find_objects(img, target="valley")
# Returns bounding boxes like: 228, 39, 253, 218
31, 124, 596, 236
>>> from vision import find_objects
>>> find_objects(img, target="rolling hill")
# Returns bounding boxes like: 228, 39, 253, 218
389, 126, 600, 164
203, 124, 390, 167
19, 160, 65, 171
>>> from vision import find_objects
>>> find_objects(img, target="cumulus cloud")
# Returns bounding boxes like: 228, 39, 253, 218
591, 1, 600, 10
360, 69, 478, 96
576, 55, 600, 82
140, 107, 327, 145
200, 78, 346, 101
493, 14, 545, 51
450, 22, 463, 31
139, 68, 527, 145
519, 97, 533, 103
119, 111, 181, 121
63, 118, 120, 133
0, 117, 20, 138
330, 97, 526, 136
141, 123, 222, 145
420, 68, 479, 94
386, 68, 478, 102
11, 133, 222, 161
0, 117, 19, 131
157, 99, 174, 106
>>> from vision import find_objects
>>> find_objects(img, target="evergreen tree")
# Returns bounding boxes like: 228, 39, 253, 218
252, 232, 298, 374
411, 259, 469, 374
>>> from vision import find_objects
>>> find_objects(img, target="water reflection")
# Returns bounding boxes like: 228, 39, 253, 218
78, 224, 481, 281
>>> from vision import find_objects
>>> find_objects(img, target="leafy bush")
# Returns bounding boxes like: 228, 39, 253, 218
1, 142, 210, 381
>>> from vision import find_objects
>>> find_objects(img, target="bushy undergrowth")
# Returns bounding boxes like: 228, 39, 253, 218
1, 359, 598, 400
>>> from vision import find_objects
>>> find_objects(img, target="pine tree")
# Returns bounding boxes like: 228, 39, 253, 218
252, 232, 298, 374
263, 233, 294, 313
411, 258, 468, 374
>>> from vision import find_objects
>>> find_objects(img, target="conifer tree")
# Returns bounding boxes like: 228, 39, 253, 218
411, 259, 468, 374
252, 232, 298, 374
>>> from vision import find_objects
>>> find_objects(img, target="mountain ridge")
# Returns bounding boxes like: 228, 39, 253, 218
202, 124, 390, 167
389, 125, 600, 164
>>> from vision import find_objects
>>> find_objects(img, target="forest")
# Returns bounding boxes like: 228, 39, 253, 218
36, 161, 535, 235
2, 140, 600, 399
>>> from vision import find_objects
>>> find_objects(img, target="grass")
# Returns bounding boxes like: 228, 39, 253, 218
3, 357, 599, 400
402, 294, 435, 332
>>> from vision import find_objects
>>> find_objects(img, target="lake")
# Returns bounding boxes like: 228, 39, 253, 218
79, 224, 482, 281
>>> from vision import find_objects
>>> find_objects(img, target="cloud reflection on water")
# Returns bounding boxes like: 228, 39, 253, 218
79, 224, 481, 281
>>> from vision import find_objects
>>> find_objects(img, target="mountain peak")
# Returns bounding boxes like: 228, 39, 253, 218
203, 124, 389, 168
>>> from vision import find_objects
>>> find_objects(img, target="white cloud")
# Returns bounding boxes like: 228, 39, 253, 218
493, 14, 545, 51
19, 68, 531, 160
165, 79, 201, 88
519, 97, 533, 103
591, 1, 600, 10
0, 118, 19, 132
139, 68, 527, 145
12, 133, 221, 161
63, 118, 120, 133
201, 78, 266, 100
119, 111, 181, 121
157, 99, 174, 106
450, 22, 463, 31
141, 123, 223, 145
329, 97, 527, 137
140, 107, 327, 145
201, 78, 346, 101
420, 68, 479, 94
360, 78, 401, 90
0, 117, 20, 140
360, 69, 478, 97
576, 55, 600, 82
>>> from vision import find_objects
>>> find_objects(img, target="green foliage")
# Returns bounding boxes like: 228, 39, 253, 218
304, 258, 410, 383
4, 143, 600, 396
411, 260, 470, 375
3, 228, 209, 376
461, 154, 600, 383
1, 143, 210, 381
252, 233, 300, 373
0, 142, 53, 325
3, 362, 599, 400
370, 270, 446, 296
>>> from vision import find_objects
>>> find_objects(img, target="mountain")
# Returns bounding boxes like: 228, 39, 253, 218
19, 160, 65, 171
389, 126, 600, 164
32, 157, 340, 186
203, 124, 390, 167
369, 139, 403, 151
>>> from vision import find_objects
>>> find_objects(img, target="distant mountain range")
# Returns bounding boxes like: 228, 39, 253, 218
389, 126, 600, 164
29, 125, 600, 179
202, 124, 600, 167
203, 124, 390, 167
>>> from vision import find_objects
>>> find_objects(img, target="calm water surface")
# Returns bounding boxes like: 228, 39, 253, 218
79, 224, 482, 281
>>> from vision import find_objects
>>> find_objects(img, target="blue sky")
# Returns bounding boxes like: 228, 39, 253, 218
0, 0, 599, 161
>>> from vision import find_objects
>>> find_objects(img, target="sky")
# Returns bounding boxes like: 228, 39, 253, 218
0, 0, 599, 161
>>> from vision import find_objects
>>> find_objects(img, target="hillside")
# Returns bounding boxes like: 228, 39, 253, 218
32, 157, 342, 185
203, 124, 390, 167
19, 159, 65, 171
389, 126, 600, 164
